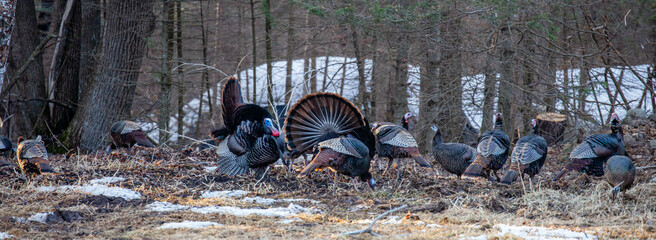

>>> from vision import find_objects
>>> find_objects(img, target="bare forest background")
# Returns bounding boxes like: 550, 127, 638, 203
0, 0, 655, 153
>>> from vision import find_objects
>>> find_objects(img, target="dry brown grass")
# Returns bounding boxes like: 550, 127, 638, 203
1, 122, 655, 239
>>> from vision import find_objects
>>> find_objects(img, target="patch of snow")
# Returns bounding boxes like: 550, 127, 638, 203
201, 190, 248, 199
463, 234, 489, 240
145, 201, 321, 218
348, 204, 369, 212
426, 223, 442, 228
241, 196, 320, 205
89, 177, 125, 185
381, 216, 403, 225
36, 184, 141, 200
12, 216, 27, 224
496, 224, 596, 240
202, 166, 217, 173
27, 212, 51, 223
0, 232, 13, 240
278, 218, 302, 224
157, 221, 221, 229
355, 219, 372, 224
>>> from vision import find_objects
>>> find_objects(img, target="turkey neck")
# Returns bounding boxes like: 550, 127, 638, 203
432, 129, 443, 148
493, 119, 503, 131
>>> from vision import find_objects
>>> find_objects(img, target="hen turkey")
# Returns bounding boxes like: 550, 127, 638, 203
501, 119, 548, 184
552, 113, 625, 181
286, 92, 376, 189
110, 120, 155, 149
463, 112, 510, 181
372, 122, 431, 179
604, 155, 635, 199
17, 136, 54, 177
214, 77, 281, 177
431, 125, 476, 178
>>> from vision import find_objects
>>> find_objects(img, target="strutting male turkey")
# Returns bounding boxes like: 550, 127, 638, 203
463, 112, 510, 181
285, 92, 376, 189
17, 136, 54, 177
431, 125, 476, 178
552, 113, 626, 181
214, 77, 281, 178
501, 119, 548, 184
604, 155, 635, 199
372, 122, 431, 180
110, 120, 155, 150
401, 112, 417, 134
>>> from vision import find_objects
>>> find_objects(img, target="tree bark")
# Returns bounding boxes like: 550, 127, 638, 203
0, 0, 17, 91
418, 14, 440, 153
78, 0, 100, 100
6, 0, 47, 138
264, 0, 273, 112
63, 0, 155, 151
536, 112, 566, 146
158, 0, 174, 143
249, 0, 257, 103
351, 26, 369, 118
50, 0, 81, 135
284, 2, 293, 104
176, 0, 184, 141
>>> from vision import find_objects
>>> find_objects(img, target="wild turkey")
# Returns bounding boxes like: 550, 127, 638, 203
604, 155, 635, 199
463, 112, 510, 181
552, 113, 626, 181
0, 135, 14, 158
286, 92, 376, 189
17, 136, 54, 177
110, 120, 155, 149
372, 122, 431, 179
214, 77, 281, 177
501, 119, 548, 184
431, 125, 476, 178
210, 127, 229, 141
401, 112, 417, 134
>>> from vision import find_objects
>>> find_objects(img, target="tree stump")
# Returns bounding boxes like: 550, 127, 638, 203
535, 112, 567, 146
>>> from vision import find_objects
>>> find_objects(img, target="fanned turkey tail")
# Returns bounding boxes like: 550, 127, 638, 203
284, 92, 367, 158
222, 77, 244, 132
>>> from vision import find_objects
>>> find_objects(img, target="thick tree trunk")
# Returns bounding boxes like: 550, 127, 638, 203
535, 112, 567, 146
418, 20, 440, 153
497, 23, 514, 134
176, 0, 184, 141
63, 0, 155, 151
78, 0, 100, 99
391, 28, 409, 123
50, 0, 81, 135
6, 0, 47, 138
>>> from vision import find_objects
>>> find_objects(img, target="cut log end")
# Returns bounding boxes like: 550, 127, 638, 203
535, 112, 567, 146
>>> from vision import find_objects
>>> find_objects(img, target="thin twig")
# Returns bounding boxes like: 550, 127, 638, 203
341, 204, 409, 236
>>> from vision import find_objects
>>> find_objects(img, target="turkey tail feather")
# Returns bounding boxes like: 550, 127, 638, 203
501, 170, 519, 184
411, 153, 431, 168
298, 149, 338, 176
131, 130, 154, 148
285, 93, 366, 156
222, 77, 244, 131
462, 155, 488, 177
36, 161, 55, 174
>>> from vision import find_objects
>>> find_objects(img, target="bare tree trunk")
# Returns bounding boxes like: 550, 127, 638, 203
197, 0, 210, 137
6, 0, 47, 138
497, 22, 514, 134
176, 0, 184, 141
158, 0, 174, 144
391, 22, 409, 123
284, 2, 293, 104
0, 0, 17, 90
321, 53, 329, 92
264, 0, 273, 112
63, 0, 155, 151
351, 26, 369, 118
481, 33, 496, 132
418, 13, 440, 153
340, 51, 346, 96
49, 0, 81, 135
310, 49, 317, 93
78, 0, 100, 99
249, 0, 257, 103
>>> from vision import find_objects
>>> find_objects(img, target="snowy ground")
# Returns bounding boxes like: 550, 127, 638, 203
145, 56, 652, 143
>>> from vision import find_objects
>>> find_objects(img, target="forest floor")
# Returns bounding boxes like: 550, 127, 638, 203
1, 122, 656, 239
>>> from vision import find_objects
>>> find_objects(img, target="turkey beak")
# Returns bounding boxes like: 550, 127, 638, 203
367, 178, 377, 190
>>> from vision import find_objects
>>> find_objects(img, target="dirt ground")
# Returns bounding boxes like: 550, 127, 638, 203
1, 121, 656, 239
